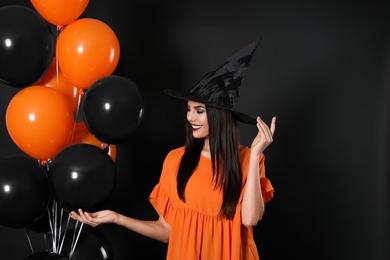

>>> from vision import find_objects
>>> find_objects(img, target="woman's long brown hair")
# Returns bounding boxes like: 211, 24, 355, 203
176, 104, 242, 219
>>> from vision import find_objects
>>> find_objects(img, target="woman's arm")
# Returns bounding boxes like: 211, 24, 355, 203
70, 209, 171, 243
241, 152, 264, 227
241, 116, 276, 227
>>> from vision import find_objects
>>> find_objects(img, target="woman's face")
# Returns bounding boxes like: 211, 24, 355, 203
186, 100, 209, 139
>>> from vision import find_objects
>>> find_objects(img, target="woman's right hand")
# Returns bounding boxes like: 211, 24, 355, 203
70, 209, 119, 227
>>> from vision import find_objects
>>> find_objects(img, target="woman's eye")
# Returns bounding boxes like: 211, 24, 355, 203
196, 110, 204, 114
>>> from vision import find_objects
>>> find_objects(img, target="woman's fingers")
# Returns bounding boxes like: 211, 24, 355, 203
69, 209, 97, 226
270, 116, 276, 136
252, 116, 276, 153
70, 211, 79, 221
256, 116, 275, 141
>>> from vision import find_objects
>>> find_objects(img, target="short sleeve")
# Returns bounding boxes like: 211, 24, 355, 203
259, 153, 274, 203
261, 178, 274, 203
149, 183, 173, 219
148, 147, 184, 224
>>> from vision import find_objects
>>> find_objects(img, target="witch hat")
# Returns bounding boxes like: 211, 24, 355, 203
164, 39, 260, 124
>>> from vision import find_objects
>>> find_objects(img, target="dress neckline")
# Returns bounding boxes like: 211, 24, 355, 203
201, 151, 213, 160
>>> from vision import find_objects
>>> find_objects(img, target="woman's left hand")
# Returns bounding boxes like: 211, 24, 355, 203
251, 116, 276, 156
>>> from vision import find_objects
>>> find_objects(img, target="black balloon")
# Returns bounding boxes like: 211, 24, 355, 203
0, 5, 55, 88
0, 155, 50, 229
62, 228, 114, 260
48, 144, 116, 212
83, 75, 145, 144
22, 252, 67, 260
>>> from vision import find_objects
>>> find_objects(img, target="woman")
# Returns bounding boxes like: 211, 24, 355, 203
71, 40, 276, 259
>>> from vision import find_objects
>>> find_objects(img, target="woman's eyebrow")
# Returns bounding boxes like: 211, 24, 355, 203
187, 105, 206, 109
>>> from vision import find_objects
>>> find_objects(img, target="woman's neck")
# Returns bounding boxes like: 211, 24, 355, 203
201, 138, 211, 158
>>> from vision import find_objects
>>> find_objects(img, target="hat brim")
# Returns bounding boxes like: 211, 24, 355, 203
164, 89, 257, 125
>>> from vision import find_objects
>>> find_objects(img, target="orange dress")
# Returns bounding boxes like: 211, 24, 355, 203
149, 145, 274, 260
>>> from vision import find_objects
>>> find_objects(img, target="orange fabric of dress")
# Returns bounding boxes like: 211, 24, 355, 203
149, 145, 274, 260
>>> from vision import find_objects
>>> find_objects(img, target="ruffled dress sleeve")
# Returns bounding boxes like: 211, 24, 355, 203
149, 184, 172, 219
149, 147, 184, 224
259, 153, 274, 203
239, 145, 274, 204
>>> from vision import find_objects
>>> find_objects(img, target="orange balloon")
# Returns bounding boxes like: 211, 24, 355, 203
30, 0, 90, 26
56, 18, 120, 89
37, 58, 81, 112
6, 86, 74, 161
72, 121, 117, 161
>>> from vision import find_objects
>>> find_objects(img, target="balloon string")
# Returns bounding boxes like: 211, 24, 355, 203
47, 200, 71, 254
47, 206, 55, 252
69, 221, 84, 259
54, 202, 58, 253
43, 159, 51, 171
75, 88, 85, 117
56, 207, 64, 252
25, 229, 34, 255
71, 88, 85, 142
69, 222, 78, 256
58, 213, 71, 254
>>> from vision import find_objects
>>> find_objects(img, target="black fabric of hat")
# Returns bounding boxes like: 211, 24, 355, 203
164, 39, 260, 124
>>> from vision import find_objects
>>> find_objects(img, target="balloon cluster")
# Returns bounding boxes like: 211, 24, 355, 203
0, 1, 145, 259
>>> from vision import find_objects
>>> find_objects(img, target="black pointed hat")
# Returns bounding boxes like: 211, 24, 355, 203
164, 39, 260, 124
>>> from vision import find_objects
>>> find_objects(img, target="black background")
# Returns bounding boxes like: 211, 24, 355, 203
0, 0, 389, 259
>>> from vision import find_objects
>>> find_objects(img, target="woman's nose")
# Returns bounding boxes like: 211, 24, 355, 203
187, 111, 196, 122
